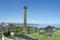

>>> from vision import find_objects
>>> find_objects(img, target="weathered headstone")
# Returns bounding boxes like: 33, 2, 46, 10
39, 28, 45, 35
11, 32, 14, 36
45, 26, 53, 37
53, 26, 56, 32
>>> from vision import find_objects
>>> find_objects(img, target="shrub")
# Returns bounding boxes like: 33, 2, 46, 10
3, 31, 10, 37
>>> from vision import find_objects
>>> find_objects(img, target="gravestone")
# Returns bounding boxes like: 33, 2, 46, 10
45, 26, 53, 37
53, 27, 56, 32
11, 32, 14, 36
39, 28, 45, 35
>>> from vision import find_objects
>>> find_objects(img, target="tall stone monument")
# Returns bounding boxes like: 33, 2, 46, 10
23, 5, 27, 34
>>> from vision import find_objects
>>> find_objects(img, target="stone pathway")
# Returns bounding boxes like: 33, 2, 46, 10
4, 37, 13, 40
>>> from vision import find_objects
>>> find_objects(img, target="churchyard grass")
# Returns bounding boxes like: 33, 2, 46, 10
27, 30, 60, 40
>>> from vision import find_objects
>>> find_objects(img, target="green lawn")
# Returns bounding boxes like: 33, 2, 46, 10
27, 30, 60, 40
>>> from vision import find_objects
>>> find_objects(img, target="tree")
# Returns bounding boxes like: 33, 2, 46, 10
9, 24, 15, 32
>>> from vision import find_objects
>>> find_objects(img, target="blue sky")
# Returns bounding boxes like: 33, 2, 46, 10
0, 0, 60, 24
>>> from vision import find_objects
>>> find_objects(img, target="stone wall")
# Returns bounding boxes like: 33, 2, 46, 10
14, 35, 37, 40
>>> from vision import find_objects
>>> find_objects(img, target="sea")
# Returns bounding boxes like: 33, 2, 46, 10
38, 24, 60, 28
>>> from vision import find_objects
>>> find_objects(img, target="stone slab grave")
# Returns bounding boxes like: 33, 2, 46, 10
14, 35, 37, 40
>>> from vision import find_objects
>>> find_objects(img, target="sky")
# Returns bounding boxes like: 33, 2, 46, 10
0, 0, 60, 24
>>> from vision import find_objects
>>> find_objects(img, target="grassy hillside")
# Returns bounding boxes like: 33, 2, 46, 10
27, 30, 60, 40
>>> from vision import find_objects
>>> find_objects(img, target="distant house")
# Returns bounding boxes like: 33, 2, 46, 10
14, 35, 37, 40
45, 26, 53, 36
